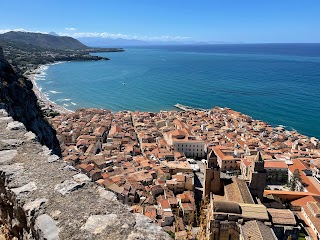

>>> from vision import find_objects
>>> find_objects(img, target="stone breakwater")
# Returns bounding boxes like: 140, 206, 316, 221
0, 109, 170, 240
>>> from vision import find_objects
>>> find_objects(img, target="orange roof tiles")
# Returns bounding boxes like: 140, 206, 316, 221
159, 199, 171, 209
288, 159, 320, 194
264, 161, 288, 169
291, 195, 320, 207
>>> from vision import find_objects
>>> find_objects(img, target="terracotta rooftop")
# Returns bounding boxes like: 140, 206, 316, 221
291, 195, 320, 207
159, 199, 171, 210
225, 177, 255, 204
240, 220, 277, 240
267, 208, 296, 225
303, 202, 320, 236
288, 159, 320, 194
264, 161, 288, 169
239, 203, 269, 221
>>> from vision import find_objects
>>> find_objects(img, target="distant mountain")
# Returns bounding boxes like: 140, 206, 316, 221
48, 31, 59, 37
0, 31, 88, 50
77, 37, 237, 47
78, 37, 149, 47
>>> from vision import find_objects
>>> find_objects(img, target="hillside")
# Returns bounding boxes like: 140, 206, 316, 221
0, 31, 87, 50
0, 32, 124, 73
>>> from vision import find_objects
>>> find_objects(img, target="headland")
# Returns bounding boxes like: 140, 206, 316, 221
2, 31, 320, 239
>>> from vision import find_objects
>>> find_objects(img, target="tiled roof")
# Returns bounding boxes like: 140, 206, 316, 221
267, 208, 296, 225
264, 161, 288, 169
303, 202, 320, 235
239, 203, 269, 221
291, 195, 320, 207
289, 160, 320, 194
225, 177, 254, 204
240, 220, 277, 240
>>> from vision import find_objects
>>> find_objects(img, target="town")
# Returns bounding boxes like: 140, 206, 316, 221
50, 106, 320, 240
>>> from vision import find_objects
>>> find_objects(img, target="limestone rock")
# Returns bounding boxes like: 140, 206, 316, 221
128, 214, 171, 240
0, 163, 24, 177
50, 210, 61, 220
97, 187, 117, 201
63, 165, 77, 171
11, 182, 37, 195
23, 198, 48, 214
24, 131, 37, 141
0, 109, 9, 117
48, 154, 60, 163
0, 139, 23, 147
54, 180, 84, 195
73, 173, 91, 183
35, 214, 59, 240
41, 146, 52, 156
83, 214, 120, 234
7, 121, 26, 131
0, 116, 13, 123
0, 150, 18, 164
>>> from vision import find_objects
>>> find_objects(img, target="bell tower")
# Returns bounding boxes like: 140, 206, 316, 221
203, 149, 221, 199
249, 152, 266, 202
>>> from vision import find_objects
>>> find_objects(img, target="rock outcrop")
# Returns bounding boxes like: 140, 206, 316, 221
0, 109, 170, 240
0, 46, 61, 156
0, 47, 4, 59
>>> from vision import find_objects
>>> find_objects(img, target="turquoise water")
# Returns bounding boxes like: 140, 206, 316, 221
36, 44, 320, 138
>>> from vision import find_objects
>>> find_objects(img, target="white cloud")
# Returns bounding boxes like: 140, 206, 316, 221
0, 28, 28, 34
59, 31, 190, 41
0, 28, 190, 42
0, 28, 48, 34
65, 27, 77, 31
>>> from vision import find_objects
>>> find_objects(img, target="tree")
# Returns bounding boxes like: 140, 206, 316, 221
288, 169, 302, 191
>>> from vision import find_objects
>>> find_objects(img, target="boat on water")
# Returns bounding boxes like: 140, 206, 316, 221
174, 103, 207, 112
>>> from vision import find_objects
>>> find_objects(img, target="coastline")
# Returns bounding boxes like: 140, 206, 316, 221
27, 62, 73, 115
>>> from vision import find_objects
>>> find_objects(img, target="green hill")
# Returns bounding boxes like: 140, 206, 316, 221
0, 31, 88, 50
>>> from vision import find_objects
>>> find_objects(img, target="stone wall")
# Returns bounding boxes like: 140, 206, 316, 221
0, 108, 170, 240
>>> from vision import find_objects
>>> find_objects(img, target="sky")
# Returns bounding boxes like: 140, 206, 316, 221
0, 0, 320, 43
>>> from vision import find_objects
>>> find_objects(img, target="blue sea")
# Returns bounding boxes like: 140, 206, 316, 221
35, 44, 320, 138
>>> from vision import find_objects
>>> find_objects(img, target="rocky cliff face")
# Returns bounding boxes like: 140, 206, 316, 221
0, 46, 61, 156
0, 47, 4, 59
0, 109, 170, 240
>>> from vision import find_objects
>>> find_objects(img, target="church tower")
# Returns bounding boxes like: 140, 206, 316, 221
203, 149, 221, 199
248, 152, 266, 202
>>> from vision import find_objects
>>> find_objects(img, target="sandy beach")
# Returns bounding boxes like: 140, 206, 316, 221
27, 64, 73, 115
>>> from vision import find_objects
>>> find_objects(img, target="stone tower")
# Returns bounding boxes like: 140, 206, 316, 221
248, 152, 266, 202
203, 149, 221, 199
